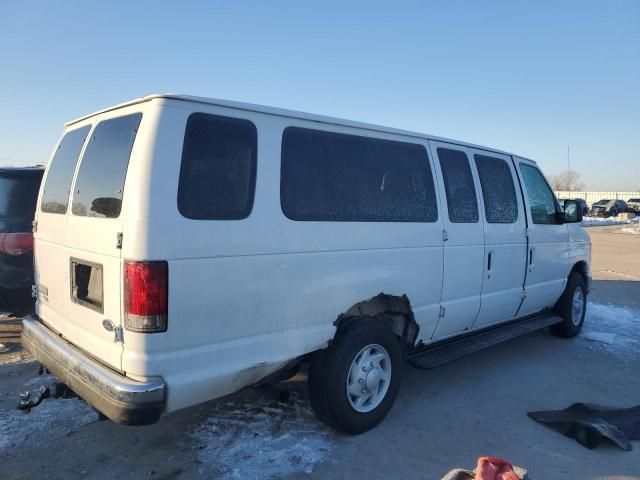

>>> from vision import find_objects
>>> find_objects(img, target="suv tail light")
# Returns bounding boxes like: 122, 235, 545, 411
0, 232, 34, 256
124, 261, 168, 333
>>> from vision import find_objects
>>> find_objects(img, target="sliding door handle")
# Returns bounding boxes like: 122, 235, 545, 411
529, 247, 535, 264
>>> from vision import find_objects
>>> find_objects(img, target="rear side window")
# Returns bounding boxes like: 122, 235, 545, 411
281, 127, 437, 222
519, 164, 559, 224
474, 154, 518, 224
72, 114, 142, 218
41, 126, 90, 214
437, 148, 478, 223
178, 113, 257, 220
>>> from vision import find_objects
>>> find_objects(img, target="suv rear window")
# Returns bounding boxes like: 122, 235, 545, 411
178, 113, 257, 220
41, 126, 91, 214
0, 174, 41, 220
72, 114, 142, 218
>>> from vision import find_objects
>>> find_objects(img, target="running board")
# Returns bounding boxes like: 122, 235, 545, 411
407, 312, 562, 369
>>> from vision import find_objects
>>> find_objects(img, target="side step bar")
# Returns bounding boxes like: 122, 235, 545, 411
407, 312, 562, 369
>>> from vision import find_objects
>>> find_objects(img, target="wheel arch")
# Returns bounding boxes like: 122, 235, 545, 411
334, 293, 419, 349
570, 260, 590, 289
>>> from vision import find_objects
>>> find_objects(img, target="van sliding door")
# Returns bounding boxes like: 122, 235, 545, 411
469, 149, 527, 329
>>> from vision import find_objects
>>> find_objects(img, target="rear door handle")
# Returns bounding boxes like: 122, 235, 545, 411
529, 247, 535, 271
487, 251, 494, 271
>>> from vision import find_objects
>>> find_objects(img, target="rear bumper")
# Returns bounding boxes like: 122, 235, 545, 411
21, 315, 165, 425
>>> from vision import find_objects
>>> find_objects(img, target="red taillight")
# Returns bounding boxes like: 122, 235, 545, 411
124, 260, 168, 333
0, 232, 34, 256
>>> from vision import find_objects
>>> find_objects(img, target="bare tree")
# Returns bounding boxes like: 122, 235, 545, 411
548, 170, 585, 191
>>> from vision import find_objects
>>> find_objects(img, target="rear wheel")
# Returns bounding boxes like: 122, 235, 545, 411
551, 272, 587, 338
308, 318, 403, 434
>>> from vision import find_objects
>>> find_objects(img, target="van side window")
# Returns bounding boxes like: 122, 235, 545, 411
474, 154, 518, 224
72, 114, 142, 218
281, 127, 437, 222
41, 126, 91, 214
519, 164, 559, 224
437, 148, 478, 223
178, 113, 257, 220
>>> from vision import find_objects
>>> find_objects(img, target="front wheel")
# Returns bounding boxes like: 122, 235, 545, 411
308, 318, 403, 434
551, 272, 587, 338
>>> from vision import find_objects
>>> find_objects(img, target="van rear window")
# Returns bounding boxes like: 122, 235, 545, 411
178, 113, 257, 220
71, 113, 142, 218
281, 127, 437, 222
41, 126, 90, 214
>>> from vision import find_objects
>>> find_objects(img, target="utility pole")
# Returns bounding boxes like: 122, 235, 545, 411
567, 146, 571, 194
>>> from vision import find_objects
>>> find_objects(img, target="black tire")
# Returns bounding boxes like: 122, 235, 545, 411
308, 318, 403, 434
610, 209, 618, 217
551, 272, 587, 338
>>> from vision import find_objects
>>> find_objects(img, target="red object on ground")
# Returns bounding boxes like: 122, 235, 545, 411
475, 457, 520, 480
0, 232, 34, 256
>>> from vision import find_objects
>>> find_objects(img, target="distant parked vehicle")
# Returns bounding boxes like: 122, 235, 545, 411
626, 198, 640, 213
0, 166, 44, 305
591, 199, 627, 217
560, 198, 588, 217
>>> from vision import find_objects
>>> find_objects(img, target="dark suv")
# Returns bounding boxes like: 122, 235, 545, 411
0, 167, 44, 305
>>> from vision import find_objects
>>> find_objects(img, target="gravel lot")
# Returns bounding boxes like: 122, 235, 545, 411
1, 225, 639, 480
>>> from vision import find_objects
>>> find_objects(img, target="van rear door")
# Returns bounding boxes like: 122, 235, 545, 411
35, 112, 143, 371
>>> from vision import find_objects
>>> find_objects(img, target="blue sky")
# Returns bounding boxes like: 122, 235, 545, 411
1, 1, 638, 190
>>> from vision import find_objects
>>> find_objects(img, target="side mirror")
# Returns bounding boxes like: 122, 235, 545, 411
562, 200, 582, 223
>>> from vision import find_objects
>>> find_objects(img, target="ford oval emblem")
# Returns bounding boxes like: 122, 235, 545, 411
102, 319, 115, 332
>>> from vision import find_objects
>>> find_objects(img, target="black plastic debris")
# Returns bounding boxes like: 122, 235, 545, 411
17, 382, 76, 412
528, 403, 640, 451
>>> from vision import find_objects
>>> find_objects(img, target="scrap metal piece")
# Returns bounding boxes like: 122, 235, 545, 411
528, 403, 640, 451
17, 384, 50, 412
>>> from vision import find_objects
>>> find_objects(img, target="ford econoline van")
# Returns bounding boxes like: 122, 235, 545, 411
23, 95, 591, 433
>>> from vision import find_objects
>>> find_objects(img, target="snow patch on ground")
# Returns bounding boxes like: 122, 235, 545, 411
621, 225, 640, 235
193, 392, 332, 479
0, 376, 97, 451
580, 302, 640, 358
581, 216, 632, 227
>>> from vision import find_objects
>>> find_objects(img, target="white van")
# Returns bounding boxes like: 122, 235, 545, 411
23, 94, 591, 433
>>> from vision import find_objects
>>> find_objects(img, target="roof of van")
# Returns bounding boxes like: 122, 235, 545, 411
66, 94, 533, 161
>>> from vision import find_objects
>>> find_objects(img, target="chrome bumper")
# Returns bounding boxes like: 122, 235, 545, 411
21, 315, 165, 425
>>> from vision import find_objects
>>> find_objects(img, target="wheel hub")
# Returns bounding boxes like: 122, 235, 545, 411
571, 287, 585, 326
346, 344, 392, 413
364, 365, 382, 391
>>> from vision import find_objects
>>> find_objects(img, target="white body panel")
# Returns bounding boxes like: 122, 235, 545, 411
34, 95, 591, 414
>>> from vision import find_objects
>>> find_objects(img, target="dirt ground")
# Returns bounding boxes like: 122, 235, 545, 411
1, 225, 639, 480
